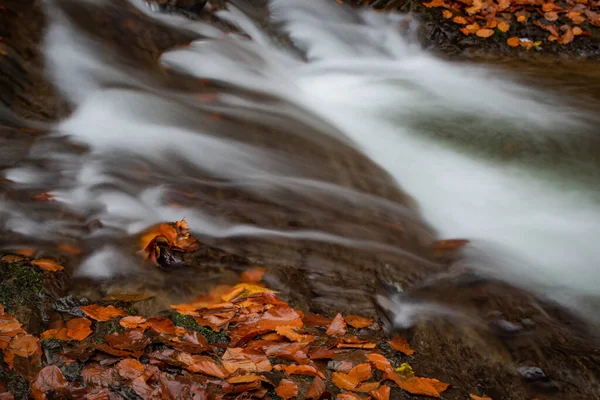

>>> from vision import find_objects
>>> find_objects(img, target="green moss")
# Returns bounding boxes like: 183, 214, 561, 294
0, 259, 44, 313
171, 313, 229, 345
0, 364, 29, 400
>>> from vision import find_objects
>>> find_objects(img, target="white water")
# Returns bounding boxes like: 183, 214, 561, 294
3, 0, 600, 319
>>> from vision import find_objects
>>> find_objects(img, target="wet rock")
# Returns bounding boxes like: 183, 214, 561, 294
53, 295, 90, 318
521, 318, 536, 329
517, 366, 547, 382
489, 318, 524, 336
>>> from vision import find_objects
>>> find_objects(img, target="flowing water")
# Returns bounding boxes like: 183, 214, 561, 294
2, 0, 600, 333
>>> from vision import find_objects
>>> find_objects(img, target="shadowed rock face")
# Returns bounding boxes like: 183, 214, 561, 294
1, 1, 599, 399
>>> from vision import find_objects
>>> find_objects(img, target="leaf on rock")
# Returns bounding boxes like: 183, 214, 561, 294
275, 379, 299, 400
275, 326, 314, 342
81, 363, 118, 388
344, 315, 373, 329
147, 317, 177, 335
116, 358, 145, 381
80, 305, 127, 321
119, 316, 148, 329
105, 329, 150, 357
256, 305, 303, 331
476, 28, 494, 37
66, 318, 93, 341
507, 36, 520, 47
31, 259, 64, 272
310, 347, 336, 360
5, 334, 41, 373
303, 314, 332, 327
167, 330, 211, 354
370, 385, 391, 400
497, 21, 510, 32
306, 376, 326, 399
274, 364, 325, 378
240, 267, 266, 283
326, 313, 347, 336
389, 337, 415, 355
367, 353, 394, 374
385, 374, 446, 398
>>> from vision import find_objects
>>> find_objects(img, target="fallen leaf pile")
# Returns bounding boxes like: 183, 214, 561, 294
0, 266, 451, 399
421, 0, 599, 47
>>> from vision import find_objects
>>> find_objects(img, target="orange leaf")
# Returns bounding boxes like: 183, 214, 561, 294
139, 223, 177, 251
370, 385, 391, 400
367, 353, 394, 374
5, 334, 42, 380
275, 379, 299, 399
116, 358, 145, 380
442, 10, 453, 18
227, 374, 261, 384
497, 21, 510, 32
326, 313, 347, 336
348, 363, 372, 383
307, 376, 326, 399
516, 11, 531, 23
187, 355, 227, 378
332, 371, 360, 390
275, 364, 325, 378
573, 26, 583, 35
497, 0, 510, 10
560, 27, 575, 44
146, 317, 176, 335
336, 393, 363, 400
421, 378, 450, 393
476, 28, 495, 38
385, 374, 444, 398
240, 267, 266, 283
221, 348, 272, 374
31, 259, 64, 272
303, 314, 332, 327
344, 315, 373, 329
80, 305, 127, 321
544, 11, 559, 21
453, 16, 468, 24
355, 381, 380, 392
14, 248, 35, 257
469, 395, 492, 400
389, 337, 415, 355
507, 36, 520, 47
57, 243, 82, 255
486, 19, 498, 29
119, 316, 148, 329
66, 318, 93, 341
40, 328, 70, 341
30, 366, 68, 399
275, 326, 314, 343
542, 3, 556, 11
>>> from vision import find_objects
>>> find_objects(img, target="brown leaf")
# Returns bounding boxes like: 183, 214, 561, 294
275, 379, 299, 400
40, 328, 70, 341
0, 314, 27, 350
370, 385, 391, 400
31, 259, 64, 272
221, 348, 272, 374
303, 314, 332, 327
442, 10, 453, 18
348, 363, 372, 383
560, 26, 575, 44
544, 11, 559, 21
497, 0, 510, 10
131, 376, 154, 398
256, 305, 303, 331
326, 313, 347, 336
147, 317, 176, 335
167, 330, 210, 354
66, 318, 93, 341
5, 334, 42, 380
389, 337, 415, 355
119, 316, 148, 329
80, 305, 127, 321
105, 329, 150, 357
336, 392, 363, 400
309, 347, 336, 360
306, 377, 326, 399
187, 355, 227, 378
542, 3, 557, 11
476, 28, 495, 37
573, 26, 583, 35
240, 267, 266, 283
344, 315, 373, 329
0, 393, 14, 400
332, 371, 360, 390
30, 366, 68, 399
116, 358, 145, 380
227, 374, 261, 384
81, 363, 117, 388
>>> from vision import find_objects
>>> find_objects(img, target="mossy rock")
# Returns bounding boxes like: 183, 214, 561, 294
0, 255, 68, 334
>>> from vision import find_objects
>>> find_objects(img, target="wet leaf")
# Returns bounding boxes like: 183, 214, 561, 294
560, 26, 575, 44
306, 376, 326, 399
326, 313, 347, 336
5, 334, 42, 378
303, 314, 332, 327
355, 381, 380, 392
187, 355, 227, 378
222, 348, 272, 374
275, 364, 325, 378
367, 353, 394, 374
80, 305, 127, 321
476, 28, 495, 37
275, 326, 315, 342
275, 379, 299, 399
227, 374, 261, 384
336, 392, 363, 400
573, 26, 583, 35
370, 385, 391, 400
131, 376, 154, 398
147, 317, 177, 335
344, 315, 373, 329
66, 318, 93, 341
119, 316, 148, 329
497, 21, 510, 32
31, 259, 64, 272
0, 315, 27, 350
57, 243, 82, 255
30, 366, 68, 400
167, 330, 210, 354
442, 10, 453, 18
310, 347, 336, 360
105, 329, 151, 357
389, 337, 415, 355
81, 363, 118, 388
116, 358, 145, 380
385, 374, 446, 398
348, 363, 372, 382
40, 328, 70, 341
453, 16, 468, 24
544, 11, 559, 21
332, 371, 360, 390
